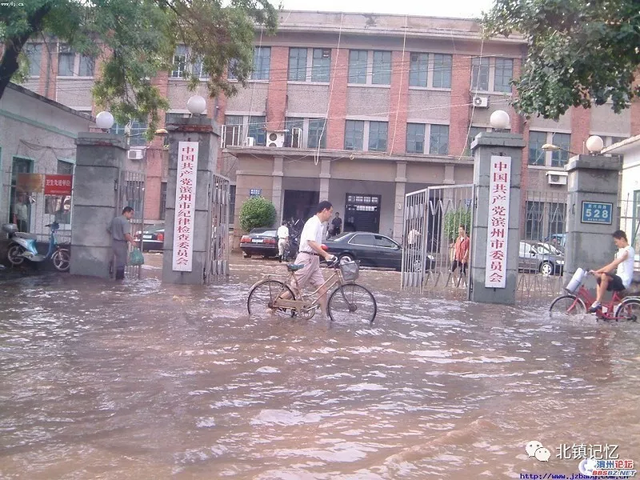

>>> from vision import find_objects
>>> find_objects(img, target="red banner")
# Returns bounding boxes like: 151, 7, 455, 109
44, 175, 73, 196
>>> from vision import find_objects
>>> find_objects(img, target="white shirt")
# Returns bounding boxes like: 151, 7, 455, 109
299, 215, 323, 253
407, 229, 421, 246
616, 246, 636, 288
277, 225, 289, 240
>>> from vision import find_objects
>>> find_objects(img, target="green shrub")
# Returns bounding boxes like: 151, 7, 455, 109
239, 197, 276, 232
444, 208, 471, 242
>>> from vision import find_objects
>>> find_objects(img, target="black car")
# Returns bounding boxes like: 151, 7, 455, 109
240, 228, 279, 258
323, 231, 435, 271
135, 224, 165, 252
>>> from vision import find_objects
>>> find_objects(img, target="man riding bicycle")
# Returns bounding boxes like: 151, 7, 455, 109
293, 201, 337, 317
588, 230, 636, 313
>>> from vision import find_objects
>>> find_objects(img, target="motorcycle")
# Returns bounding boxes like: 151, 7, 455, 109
2, 222, 70, 272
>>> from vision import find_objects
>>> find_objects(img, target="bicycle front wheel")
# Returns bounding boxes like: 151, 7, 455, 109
328, 283, 377, 325
247, 280, 295, 318
549, 294, 586, 318
614, 298, 640, 322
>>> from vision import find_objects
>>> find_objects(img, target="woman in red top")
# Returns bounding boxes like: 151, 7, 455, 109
451, 225, 470, 279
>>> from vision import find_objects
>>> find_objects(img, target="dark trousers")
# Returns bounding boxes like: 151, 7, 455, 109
112, 240, 128, 280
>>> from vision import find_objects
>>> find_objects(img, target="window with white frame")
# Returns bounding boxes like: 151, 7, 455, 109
284, 117, 304, 147
171, 45, 188, 78
368, 121, 388, 151
471, 57, 490, 91
227, 58, 239, 81
406, 123, 425, 153
406, 123, 449, 154
348, 50, 368, 84
550, 133, 571, 167
494, 58, 513, 93
528, 131, 547, 166
432, 54, 452, 88
288, 48, 307, 82
409, 53, 428, 87
248, 116, 267, 145
345, 120, 365, 150
57, 45, 95, 77
372, 51, 392, 85
25, 44, 42, 77
308, 118, 327, 148
311, 48, 331, 82
252, 47, 271, 80
429, 125, 449, 155
287, 48, 331, 83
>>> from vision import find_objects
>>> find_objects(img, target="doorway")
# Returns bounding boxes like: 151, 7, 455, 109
283, 190, 319, 223
345, 193, 381, 233
10, 157, 34, 232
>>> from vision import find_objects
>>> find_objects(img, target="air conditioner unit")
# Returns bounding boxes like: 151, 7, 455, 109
472, 95, 489, 108
267, 131, 285, 148
244, 137, 255, 147
546, 171, 568, 186
128, 149, 144, 160
291, 127, 303, 148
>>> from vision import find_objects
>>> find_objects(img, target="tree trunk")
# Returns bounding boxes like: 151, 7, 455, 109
0, 4, 52, 100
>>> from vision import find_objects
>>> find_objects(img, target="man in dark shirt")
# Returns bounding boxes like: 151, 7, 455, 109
107, 206, 135, 280
330, 212, 343, 237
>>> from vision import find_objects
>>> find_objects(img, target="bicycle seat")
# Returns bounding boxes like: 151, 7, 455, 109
287, 263, 305, 272
14, 232, 37, 240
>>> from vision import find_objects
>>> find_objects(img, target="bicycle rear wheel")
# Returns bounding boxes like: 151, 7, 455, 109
328, 283, 377, 325
247, 280, 295, 318
614, 298, 640, 322
549, 294, 586, 318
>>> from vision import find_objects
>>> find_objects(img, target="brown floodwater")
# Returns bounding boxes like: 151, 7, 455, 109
1, 257, 639, 479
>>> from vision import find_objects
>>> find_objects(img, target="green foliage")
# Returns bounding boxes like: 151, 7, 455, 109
444, 208, 471, 243
239, 196, 276, 232
483, 0, 640, 120
0, 0, 279, 139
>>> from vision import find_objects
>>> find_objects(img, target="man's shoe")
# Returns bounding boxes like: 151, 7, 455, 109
588, 302, 602, 313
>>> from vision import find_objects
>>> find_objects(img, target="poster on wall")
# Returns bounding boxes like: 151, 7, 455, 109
44, 175, 73, 196
172, 141, 199, 272
485, 155, 512, 289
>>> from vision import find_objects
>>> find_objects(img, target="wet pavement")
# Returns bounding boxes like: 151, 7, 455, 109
1, 254, 640, 479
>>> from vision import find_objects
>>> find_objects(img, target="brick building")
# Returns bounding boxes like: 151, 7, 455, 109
10, 10, 639, 243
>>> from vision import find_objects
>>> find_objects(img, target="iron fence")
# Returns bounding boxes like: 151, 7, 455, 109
619, 193, 640, 271
206, 173, 230, 282
117, 170, 145, 280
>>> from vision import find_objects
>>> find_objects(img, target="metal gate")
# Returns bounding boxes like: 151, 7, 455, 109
117, 170, 145, 280
401, 185, 475, 297
620, 192, 640, 270
206, 173, 230, 282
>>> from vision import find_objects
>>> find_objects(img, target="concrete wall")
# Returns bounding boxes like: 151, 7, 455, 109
0, 84, 93, 239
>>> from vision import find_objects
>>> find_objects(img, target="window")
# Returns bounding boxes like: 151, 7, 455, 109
375, 235, 397, 249
227, 58, 239, 80
409, 53, 428, 87
551, 133, 571, 167
368, 121, 388, 152
160, 182, 167, 220
406, 123, 426, 153
192, 57, 206, 79
57, 160, 74, 175
494, 58, 513, 93
25, 44, 42, 77
58, 45, 75, 76
344, 120, 365, 150
51, 160, 74, 225
110, 120, 149, 147
308, 119, 327, 149
78, 54, 94, 77
252, 47, 270, 80
372, 51, 391, 85
548, 203, 566, 237
432, 54, 452, 88
288, 48, 307, 82
229, 185, 236, 225
528, 131, 547, 166
248, 116, 266, 146
429, 125, 449, 155
471, 57, 490, 91
351, 234, 375, 246
525, 201, 544, 240
225, 115, 243, 126
311, 48, 331, 82
348, 50, 367, 84
284, 117, 304, 147
171, 45, 188, 78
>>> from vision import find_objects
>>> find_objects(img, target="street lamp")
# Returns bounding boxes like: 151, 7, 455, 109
542, 135, 604, 155
95, 111, 115, 131
489, 110, 510, 131
187, 95, 207, 115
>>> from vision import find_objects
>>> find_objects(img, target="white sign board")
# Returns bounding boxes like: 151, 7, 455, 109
172, 141, 199, 272
485, 155, 512, 288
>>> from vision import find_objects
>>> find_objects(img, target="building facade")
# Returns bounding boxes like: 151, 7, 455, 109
10, 11, 640, 244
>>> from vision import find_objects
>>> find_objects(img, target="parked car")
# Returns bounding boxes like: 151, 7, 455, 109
519, 241, 564, 276
323, 231, 435, 271
135, 224, 165, 252
240, 228, 279, 258
546, 233, 567, 251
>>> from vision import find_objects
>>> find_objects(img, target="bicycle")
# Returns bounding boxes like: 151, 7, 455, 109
549, 268, 640, 321
247, 258, 377, 325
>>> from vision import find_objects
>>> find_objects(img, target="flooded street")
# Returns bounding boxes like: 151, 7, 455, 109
1, 255, 639, 479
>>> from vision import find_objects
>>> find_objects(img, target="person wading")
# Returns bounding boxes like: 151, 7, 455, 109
107, 207, 136, 280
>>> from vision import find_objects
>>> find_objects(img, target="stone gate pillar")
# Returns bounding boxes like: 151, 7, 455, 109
70, 133, 126, 278
470, 131, 525, 305
162, 114, 220, 284
563, 154, 623, 284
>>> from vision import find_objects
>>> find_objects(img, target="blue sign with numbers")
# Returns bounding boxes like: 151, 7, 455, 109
581, 202, 613, 225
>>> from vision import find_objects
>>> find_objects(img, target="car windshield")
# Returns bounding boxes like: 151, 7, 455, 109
535, 243, 562, 255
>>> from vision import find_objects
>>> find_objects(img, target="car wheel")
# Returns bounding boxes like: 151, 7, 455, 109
243, 253, 252, 258
339, 254, 354, 265
539, 261, 554, 277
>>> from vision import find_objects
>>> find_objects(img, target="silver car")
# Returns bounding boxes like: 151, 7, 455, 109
519, 241, 565, 276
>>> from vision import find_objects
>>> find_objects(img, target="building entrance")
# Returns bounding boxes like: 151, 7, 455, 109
345, 193, 381, 233
283, 190, 319, 223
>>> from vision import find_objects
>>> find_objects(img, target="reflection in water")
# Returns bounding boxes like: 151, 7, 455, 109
0, 262, 639, 479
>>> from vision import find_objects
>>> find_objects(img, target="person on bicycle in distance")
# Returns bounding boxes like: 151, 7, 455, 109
294, 201, 337, 316
588, 230, 636, 313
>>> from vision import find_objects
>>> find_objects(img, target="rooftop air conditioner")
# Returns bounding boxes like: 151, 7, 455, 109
128, 149, 144, 160
267, 131, 285, 148
472, 95, 489, 108
546, 171, 568, 186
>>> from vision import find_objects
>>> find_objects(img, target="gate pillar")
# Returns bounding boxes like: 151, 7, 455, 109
162, 113, 220, 285
470, 129, 525, 305
563, 154, 623, 285
70, 133, 126, 278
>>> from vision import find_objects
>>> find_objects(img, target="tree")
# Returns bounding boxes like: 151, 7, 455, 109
444, 208, 471, 244
0, 0, 278, 136
239, 196, 276, 232
483, 0, 640, 120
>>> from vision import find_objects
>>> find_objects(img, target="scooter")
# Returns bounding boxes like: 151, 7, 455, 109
2, 222, 70, 272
